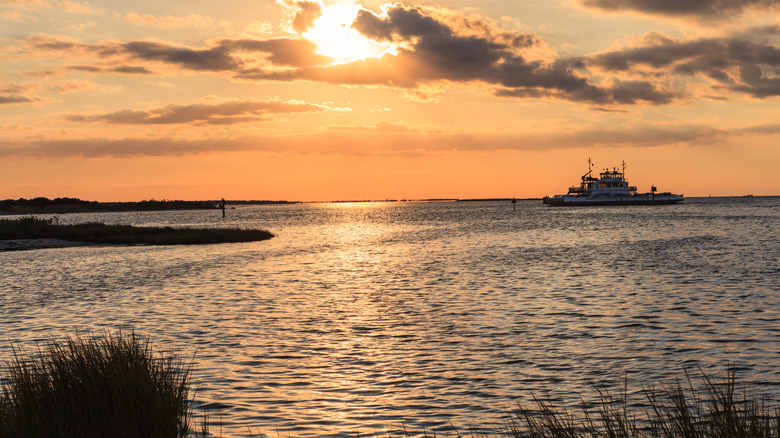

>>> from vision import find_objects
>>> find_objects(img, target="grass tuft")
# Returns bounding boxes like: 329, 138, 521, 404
0, 332, 193, 438
504, 369, 779, 438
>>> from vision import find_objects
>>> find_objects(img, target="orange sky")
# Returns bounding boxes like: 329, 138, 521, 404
1, 0, 779, 201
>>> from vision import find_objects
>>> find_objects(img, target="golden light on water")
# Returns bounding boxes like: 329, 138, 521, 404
303, 2, 397, 64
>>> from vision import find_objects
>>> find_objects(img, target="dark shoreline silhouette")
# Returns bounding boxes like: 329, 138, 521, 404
0, 197, 296, 215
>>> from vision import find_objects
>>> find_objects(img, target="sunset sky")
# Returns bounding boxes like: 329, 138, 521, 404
2, 0, 779, 201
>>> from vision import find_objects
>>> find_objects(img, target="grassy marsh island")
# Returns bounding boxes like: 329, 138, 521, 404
0, 217, 273, 248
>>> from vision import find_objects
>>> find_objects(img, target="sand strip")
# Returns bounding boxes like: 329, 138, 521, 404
0, 239, 94, 251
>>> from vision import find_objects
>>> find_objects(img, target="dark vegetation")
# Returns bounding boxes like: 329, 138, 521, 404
0, 332, 192, 438
0, 331, 776, 437
504, 369, 779, 438
0, 217, 273, 246
0, 197, 295, 214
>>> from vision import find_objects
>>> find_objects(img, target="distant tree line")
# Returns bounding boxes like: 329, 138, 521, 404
0, 197, 295, 214
0, 197, 212, 213
0, 197, 99, 210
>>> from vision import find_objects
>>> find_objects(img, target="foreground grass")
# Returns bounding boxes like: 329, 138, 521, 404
0, 217, 273, 246
0, 333, 193, 438
503, 369, 779, 438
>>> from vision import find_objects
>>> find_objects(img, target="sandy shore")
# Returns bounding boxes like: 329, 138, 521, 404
0, 239, 95, 251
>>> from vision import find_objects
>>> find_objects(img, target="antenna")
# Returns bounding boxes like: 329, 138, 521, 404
588, 157, 593, 171
622, 160, 626, 176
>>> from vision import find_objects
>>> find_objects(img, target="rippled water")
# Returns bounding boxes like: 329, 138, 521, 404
1, 197, 778, 437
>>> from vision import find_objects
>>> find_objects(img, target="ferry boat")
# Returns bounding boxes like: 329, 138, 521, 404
543, 160, 683, 206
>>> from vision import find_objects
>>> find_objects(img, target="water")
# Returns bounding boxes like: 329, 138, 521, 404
1, 197, 778, 437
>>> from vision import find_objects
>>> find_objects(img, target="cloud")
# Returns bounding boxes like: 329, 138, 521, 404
328, 121, 412, 132
56, 0, 91, 14
111, 65, 155, 74
25, 34, 332, 73
27, 4, 780, 105
20, 7, 675, 106
288, 0, 323, 33
20, 6, 675, 106
341, 4, 674, 104
218, 38, 332, 67
580, 0, 779, 19
118, 41, 239, 72
1, 83, 33, 94
586, 29, 780, 98
0, 95, 33, 104
121, 12, 214, 29
65, 99, 331, 125
0, 9, 24, 21
67, 65, 155, 74
3, 0, 92, 12
0, 122, 731, 159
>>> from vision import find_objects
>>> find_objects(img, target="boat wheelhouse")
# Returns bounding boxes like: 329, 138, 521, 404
543, 160, 683, 206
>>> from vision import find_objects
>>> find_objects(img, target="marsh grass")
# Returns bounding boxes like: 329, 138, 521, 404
0, 216, 273, 245
0, 332, 193, 438
503, 369, 779, 438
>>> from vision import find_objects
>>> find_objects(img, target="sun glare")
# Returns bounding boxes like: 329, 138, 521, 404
303, 3, 396, 64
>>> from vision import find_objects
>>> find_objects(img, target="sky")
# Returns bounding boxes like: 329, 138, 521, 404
1, 0, 779, 201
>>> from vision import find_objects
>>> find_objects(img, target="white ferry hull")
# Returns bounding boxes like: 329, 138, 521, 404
543, 194, 683, 206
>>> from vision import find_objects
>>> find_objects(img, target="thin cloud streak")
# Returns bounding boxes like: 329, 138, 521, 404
580, 0, 780, 19
0, 95, 33, 104
0, 123, 733, 158
65, 99, 334, 125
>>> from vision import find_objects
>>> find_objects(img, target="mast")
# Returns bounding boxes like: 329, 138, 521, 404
582, 157, 593, 182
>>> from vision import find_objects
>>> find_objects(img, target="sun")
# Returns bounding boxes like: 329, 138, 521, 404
303, 2, 396, 64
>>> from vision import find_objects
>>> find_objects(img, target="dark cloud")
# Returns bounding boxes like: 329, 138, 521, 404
289, 0, 323, 33
345, 5, 675, 104
67, 65, 103, 73
609, 80, 678, 104
119, 41, 238, 71
112, 65, 155, 74
587, 31, 780, 98
66, 100, 328, 125
26, 35, 85, 51
67, 65, 153, 74
28, 35, 331, 73
1, 83, 32, 94
0, 95, 33, 104
218, 38, 332, 67
353, 6, 452, 41
580, 0, 779, 19
27, 36, 239, 72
